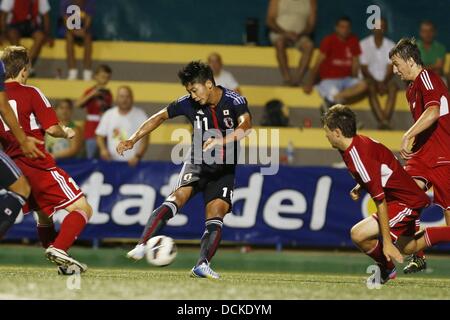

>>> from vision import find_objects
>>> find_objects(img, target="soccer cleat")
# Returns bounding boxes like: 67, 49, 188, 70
379, 265, 397, 285
57, 263, 86, 276
190, 262, 220, 279
403, 255, 427, 274
126, 244, 146, 261
45, 246, 88, 273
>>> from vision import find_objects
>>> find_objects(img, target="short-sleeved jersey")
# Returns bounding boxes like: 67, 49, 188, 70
166, 86, 250, 166
340, 135, 430, 209
406, 69, 450, 166
0, 82, 58, 169
1, 0, 50, 25
319, 33, 361, 79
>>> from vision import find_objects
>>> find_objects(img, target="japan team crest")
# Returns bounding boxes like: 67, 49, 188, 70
223, 117, 234, 128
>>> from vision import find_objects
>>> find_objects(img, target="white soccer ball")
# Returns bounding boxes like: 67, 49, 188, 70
145, 235, 177, 267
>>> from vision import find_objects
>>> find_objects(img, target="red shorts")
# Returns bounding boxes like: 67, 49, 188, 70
405, 158, 450, 210
15, 161, 84, 217
372, 202, 420, 242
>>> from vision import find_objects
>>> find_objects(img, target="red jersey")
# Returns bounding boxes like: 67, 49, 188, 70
406, 69, 450, 166
319, 33, 361, 79
341, 135, 430, 209
0, 0, 50, 25
0, 82, 58, 169
82, 86, 113, 139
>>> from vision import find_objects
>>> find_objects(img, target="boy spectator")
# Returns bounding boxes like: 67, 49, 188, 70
46, 99, 82, 159
60, 0, 94, 80
75, 64, 112, 159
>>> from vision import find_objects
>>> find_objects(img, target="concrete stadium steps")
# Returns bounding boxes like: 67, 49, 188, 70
28, 78, 411, 111
21, 39, 450, 71
34, 59, 286, 86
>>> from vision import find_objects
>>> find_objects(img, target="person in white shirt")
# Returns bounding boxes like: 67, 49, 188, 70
207, 52, 242, 95
360, 18, 398, 130
96, 86, 148, 166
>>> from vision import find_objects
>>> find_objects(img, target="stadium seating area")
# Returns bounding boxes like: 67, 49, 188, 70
21, 39, 450, 165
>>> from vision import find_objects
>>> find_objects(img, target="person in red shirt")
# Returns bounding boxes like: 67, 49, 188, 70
0, 58, 44, 239
390, 38, 450, 274
0, 0, 53, 74
304, 16, 367, 110
75, 64, 112, 158
323, 104, 450, 284
0, 46, 93, 274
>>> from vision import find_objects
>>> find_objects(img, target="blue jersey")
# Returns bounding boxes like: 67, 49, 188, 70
167, 86, 250, 166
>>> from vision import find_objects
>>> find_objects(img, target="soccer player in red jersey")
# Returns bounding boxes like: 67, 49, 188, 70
390, 38, 450, 273
0, 46, 93, 274
323, 105, 450, 284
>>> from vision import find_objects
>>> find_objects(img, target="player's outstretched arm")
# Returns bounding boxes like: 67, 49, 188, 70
374, 198, 404, 263
117, 108, 169, 156
401, 105, 440, 159
203, 113, 252, 152
0, 93, 45, 158
46, 124, 75, 139
349, 183, 362, 201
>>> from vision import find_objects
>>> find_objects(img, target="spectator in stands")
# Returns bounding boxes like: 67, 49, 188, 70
0, 0, 53, 75
46, 99, 82, 159
304, 16, 367, 111
60, 0, 94, 81
266, 0, 316, 86
75, 64, 113, 159
417, 20, 448, 85
360, 18, 397, 130
207, 52, 241, 94
260, 99, 289, 127
96, 86, 148, 167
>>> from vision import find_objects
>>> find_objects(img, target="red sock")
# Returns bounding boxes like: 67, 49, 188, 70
365, 240, 395, 270
37, 224, 58, 249
415, 219, 425, 258
53, 210, 88, 252
424, 227, 450, 247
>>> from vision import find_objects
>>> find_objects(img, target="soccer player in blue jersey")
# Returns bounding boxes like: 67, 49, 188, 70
117, 61, 252, 279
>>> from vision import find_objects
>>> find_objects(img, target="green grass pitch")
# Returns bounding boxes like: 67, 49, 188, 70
0, 245, 450, 299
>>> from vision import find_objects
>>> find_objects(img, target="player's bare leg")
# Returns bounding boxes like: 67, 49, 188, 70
127, 186, 193, 261
350, 217, 397, 284
45, 196, 92, 273
191, 199, 229, 279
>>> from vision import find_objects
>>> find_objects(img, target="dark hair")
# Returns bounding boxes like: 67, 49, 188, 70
389, 38, 424, 66
261, 99, 289, 127
95, 64, 112, 75
177, 61, 215, 86
321, 104, 356, 138
336, 16, 352, 25
420, 20, 435, 29
57, 98, 74, 109
1, 46, 30, 79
